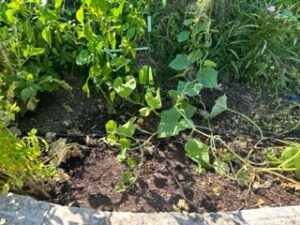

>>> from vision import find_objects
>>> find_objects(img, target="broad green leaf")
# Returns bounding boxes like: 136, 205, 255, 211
20, 85, 40, 102
145, 89, 162, 109
157, 107, 194, 138
169, 54, 189, 71
93, 0, 108, 14
176, 31, 190, 43
183, 19, 193, 26
89, 64, 102, 78
280, 146, 300, 175
185, 139, 210, 169
157, 107, 181, 138
180, 102, 197, 119
202, 95, 228, 119
280, 146, 298, 164
176, 81, 202, 97
76, 6, 84, 24
126, 27, 136, 40
116, 117, 136, 137
197, 67, 218, 88
23, 21, 33, 42
84, 24, 96, 41
76, 50, 90, 65
42, 27, 51, 46
113, 76, 136, 98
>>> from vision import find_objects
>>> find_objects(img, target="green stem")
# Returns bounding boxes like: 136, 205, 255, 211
126, 97, 145, 107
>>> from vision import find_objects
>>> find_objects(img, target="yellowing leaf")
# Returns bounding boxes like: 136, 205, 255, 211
54, 0, 63, 9
76, 6, 84, 24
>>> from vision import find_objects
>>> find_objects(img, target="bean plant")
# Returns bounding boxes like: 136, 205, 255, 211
105, 2, 300, 192
0, 0, 299, 196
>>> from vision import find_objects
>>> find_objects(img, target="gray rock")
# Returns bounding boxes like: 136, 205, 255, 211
0, 193, 50, 225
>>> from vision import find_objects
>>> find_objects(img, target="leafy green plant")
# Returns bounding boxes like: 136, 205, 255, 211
0, 0, 74, 112
209, 0, 300, 88
265, 143, 300, 180
0, 95, 19, 129
73, 0, 148, 102
0, 129, 57, 197
185, 139, 211, 174
105, 117, 137, 161
114, 171, 135, 193
168, 3, 213, 74
157, 2, 225, 138
150, 0, 188, 72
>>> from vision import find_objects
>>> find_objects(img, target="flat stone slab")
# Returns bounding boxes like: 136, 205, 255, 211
0, 193, 299, 225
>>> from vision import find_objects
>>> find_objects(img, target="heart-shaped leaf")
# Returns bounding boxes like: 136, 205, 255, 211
185, 139, 210, 168
197, 67, 218, 88
157, 107, 194, 138
176, 81, 202, 97
169, 54, 189, 71
145, 89, 162, 109
113, 76, 136, 98
177, 31, 190, 43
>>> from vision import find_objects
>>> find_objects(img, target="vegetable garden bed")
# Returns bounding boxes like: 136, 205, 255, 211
18, 74, 300, 213
1, 0, 299, 216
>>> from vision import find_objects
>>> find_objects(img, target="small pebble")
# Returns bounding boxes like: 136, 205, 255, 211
177, 174, 185, 181
45, 132, 57, 142
62, 120, 72, 128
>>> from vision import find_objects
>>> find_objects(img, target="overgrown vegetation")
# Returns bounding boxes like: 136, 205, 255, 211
0, 0, 299, 197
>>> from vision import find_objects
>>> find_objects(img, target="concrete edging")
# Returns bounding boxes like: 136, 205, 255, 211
0, 193, 299, 225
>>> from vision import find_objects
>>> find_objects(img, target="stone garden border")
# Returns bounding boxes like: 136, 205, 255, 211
0, 193, 299, 225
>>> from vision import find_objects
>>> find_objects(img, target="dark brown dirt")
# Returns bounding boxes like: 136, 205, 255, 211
18, 75, 300, 213
18, 72, 106, 135
49, 139, 300, 213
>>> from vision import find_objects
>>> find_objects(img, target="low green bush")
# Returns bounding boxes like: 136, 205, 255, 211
152, 0, 300, 89
0, 128, 57, 197
210, 0, 300, 88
